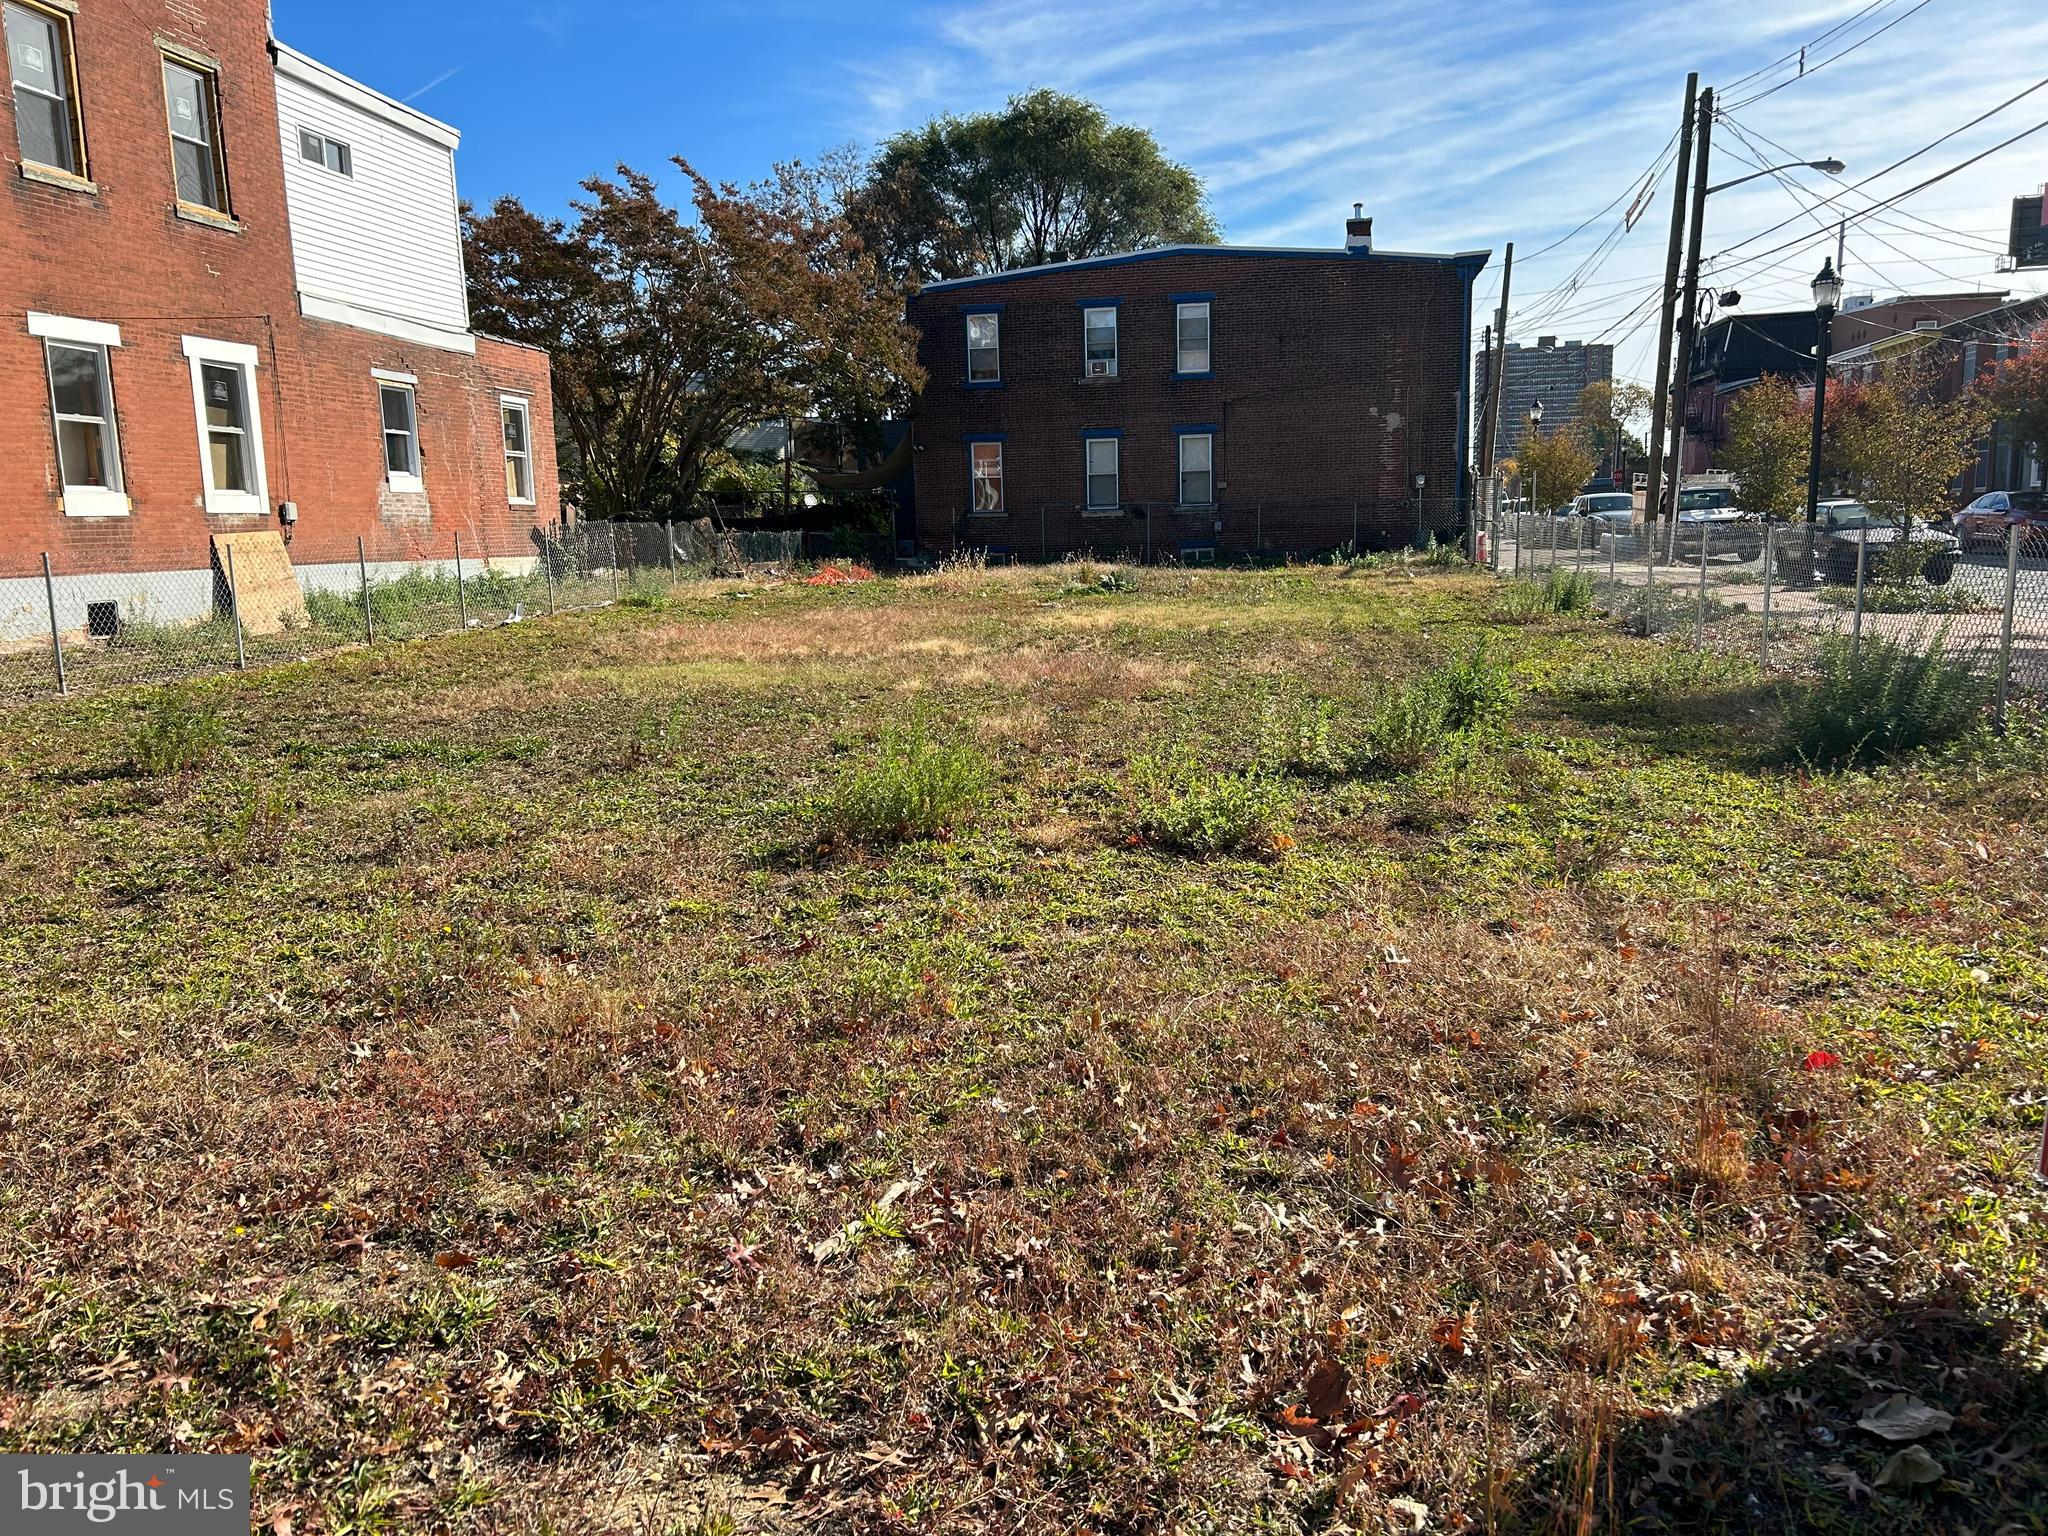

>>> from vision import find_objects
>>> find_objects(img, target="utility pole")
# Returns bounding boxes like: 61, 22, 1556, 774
1666, 86, 1715, 509
1644, 72, 1698, 530
1478, 242, 1513, 477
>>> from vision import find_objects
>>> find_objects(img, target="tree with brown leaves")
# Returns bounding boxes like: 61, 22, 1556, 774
464, 160, 923, 520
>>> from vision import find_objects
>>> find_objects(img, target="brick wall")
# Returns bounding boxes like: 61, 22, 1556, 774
905, 248, 1483, 557
0, 0, 556, 581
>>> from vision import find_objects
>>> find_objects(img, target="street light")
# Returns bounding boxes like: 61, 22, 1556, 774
1527, 400, 1544, 515
1704, 159, 1845, 196
1802, 258, 1843, 577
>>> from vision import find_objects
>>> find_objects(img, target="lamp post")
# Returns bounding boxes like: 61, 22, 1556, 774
1802, 257, 1843, 581
1527, 400, 1544, 522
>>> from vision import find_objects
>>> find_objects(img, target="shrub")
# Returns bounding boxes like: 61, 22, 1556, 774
1432, 642, 1518, 733
1783, 632, 1990, 768
129, 691, 225, 776
1497, 567, 1593, 621
820, 727, 991, 843
1127, 749, 1289, 857
1356, 684, 1452, 775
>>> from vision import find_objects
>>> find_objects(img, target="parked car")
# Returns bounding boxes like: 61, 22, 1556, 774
1672, 486, 1763, 561
1569, 491, 1638, 529
1811, 499, 1960, 586
1954, 488, 2048, 554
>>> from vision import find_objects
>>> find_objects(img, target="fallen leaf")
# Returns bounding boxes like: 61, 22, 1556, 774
1875, 1444, 1944, 1488
1303, 1358, 1350, 1422
1858, 1394, 1955, 1442
433, 1251, 477, 1269
1802, 1050, 1842, 1072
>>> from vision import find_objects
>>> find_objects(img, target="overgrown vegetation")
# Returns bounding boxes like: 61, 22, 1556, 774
3, 567, 2043, 1534
819, 724, 992, 843
126, 689, 224, 775
1783, 630, 1991, 767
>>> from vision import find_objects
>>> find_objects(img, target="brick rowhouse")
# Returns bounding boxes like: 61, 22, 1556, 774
0, 0, 555, 636
904, 210, 1489, 559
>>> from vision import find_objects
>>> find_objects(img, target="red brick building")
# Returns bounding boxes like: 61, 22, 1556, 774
1, 0, 555, 636
904, 212, 1489, 559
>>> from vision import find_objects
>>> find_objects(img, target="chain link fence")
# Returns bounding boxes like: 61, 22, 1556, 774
0, 519, 802, 704
944, 496, 1466, 564
1477, 483, 2047, 716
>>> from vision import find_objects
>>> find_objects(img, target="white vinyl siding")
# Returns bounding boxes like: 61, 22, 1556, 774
275, 47, 470, 346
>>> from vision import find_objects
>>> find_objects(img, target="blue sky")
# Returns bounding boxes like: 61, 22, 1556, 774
274, 0, 2048, 387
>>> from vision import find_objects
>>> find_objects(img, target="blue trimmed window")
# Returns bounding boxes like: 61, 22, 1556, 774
1176, 428, 1214, 507
1082, 304, 1118, 377
968, 438, 1005, 515
964, 309, 1001, 386
1082, 431, 1121, 511
1174, 299, 1212, 377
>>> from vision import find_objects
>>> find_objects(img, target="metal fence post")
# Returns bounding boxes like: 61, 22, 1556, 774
1760, 525, 1774, 669
608, 524, 620, 600
1996, 520, 2021, 727
40, 552, 66, 695
1851, 533, 1869, 664
1352, 498, 1361, 553
357, 536, 374, 645
664, 519, 676, 583
1644, 529, 1656, 636
1575, 515, 1586, 575
545, 538, 558, 616
453, 530, 469, 631
1696, 522, 1710, 653
225, 540, 246, 670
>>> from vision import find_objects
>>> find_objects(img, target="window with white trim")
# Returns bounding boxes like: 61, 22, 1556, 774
182, 336, 267, 516
969, 441, 1004, 514
1084, 437, 1120, 510
297, 127, 351, 176
502, 397, 535, 504
44, 339, 123, 511
1178, 433, 1214, 506
162, 55, 228, 213
379, 380, 422, 491
1083, 307, 1118, 377
5, 0, 84, 177
965, 312, 1000, 383
1176, 302, 1211, 374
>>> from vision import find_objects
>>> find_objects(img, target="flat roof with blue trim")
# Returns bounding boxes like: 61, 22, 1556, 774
918, 242, 1490, 293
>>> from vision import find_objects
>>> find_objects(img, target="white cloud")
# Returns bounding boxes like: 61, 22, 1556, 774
837, 0, 2048, 381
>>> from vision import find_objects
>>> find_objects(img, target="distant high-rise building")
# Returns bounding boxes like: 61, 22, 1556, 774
1476, 336, 1615, 462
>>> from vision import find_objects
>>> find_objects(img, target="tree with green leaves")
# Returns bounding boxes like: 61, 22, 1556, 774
464, 159, 921, 519
1576, 379, 1653, 477
851, 90, 1220, 286
1718, 375, 1808, 521
1516, 426, 1598, 510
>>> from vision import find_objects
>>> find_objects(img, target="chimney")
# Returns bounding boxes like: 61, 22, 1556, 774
1345, 202, 1373, 254
1537, 335, 1559, 349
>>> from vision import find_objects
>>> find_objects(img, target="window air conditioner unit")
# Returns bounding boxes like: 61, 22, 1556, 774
1088, 360, 1114, 378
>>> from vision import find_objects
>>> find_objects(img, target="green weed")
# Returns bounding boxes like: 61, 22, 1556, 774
1783, 632, 1990, 768
128, 690, 225, 776
1126, 748, 1290, 856
820, 726, 992, 843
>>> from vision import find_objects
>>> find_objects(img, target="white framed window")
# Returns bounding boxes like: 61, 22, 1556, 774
1176, 302, 1211, 375
181, 335, 267, 516
1178, 433, 1214, 506
965, 311, 1000, 383
29, 314, 127, 516
1083, 306, 1118, 377
297, 127, 351, 176
969, 441, 1004, 514
501, 395, 535, 504
375, 371, 422, 492
1084, 436, 1120, 511
162, 54, 228, 214
6, 0, 85, 177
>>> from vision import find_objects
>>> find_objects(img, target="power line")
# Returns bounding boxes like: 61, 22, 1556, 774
1718, 0, 1894, 93
1722, 0, 1940, 110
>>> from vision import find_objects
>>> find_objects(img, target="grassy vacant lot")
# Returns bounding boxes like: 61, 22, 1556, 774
2, 564, 2044, 1534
